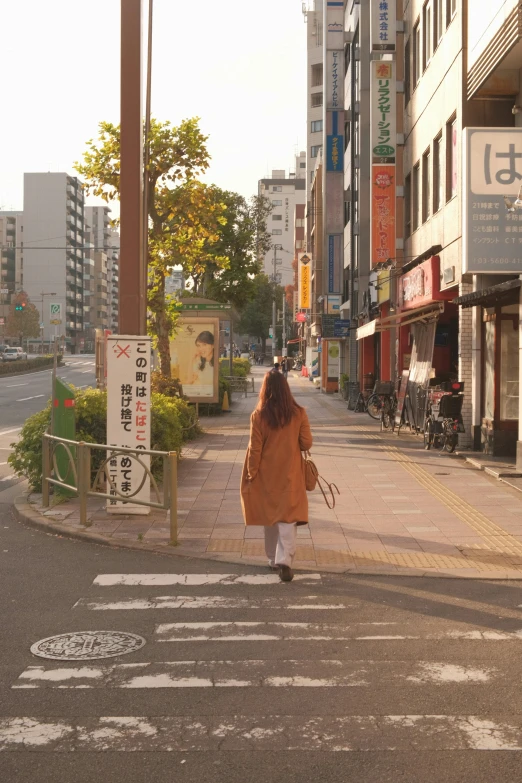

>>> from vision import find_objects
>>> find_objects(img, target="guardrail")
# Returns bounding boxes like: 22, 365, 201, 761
41, 434, 179, 544
222, 375, 255, 398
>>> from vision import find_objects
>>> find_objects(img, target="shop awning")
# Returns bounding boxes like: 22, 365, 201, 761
356, 303, 444, 341
453, 279, 521, 308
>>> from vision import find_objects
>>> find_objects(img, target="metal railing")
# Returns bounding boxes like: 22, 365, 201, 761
41, 434, 179, 544
222, 375, 255, 398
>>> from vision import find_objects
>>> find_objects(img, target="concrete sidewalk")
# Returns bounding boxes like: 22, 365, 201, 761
15, 365, 522, 578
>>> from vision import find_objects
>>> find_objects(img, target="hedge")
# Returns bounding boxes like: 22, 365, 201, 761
8, 386, 201, 491
219, 357, 251, 378
0, 355, 63, 376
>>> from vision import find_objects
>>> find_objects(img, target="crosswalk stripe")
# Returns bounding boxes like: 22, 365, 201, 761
13, 660, 496, 689
74, 596, 348, 611
93, 574, 322, 586
2, 715, 521, 750
154, 623, 522, 642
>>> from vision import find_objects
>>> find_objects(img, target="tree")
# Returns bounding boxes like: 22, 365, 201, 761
76, 118, 229, 375
5, 292, 40, 342
204, 192, 272, 311
237, 274, 284, 355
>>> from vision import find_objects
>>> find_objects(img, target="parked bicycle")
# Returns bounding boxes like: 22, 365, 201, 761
365, 380, 397, 423
424, 381, 465, 453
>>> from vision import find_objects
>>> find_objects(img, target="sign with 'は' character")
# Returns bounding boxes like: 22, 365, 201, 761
106, 336, 151, 514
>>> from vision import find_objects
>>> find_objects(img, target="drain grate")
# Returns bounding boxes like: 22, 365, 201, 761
30, 631, 146, 661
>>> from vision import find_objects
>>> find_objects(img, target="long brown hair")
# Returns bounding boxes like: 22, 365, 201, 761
255, 370, 302, 429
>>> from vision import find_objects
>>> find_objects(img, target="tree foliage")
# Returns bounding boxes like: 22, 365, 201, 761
76, 118, 228, 374
237, 274, 283, 353
5, 291, 40, 340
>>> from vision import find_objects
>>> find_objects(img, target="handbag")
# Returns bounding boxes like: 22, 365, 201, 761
302, 451, 340, 510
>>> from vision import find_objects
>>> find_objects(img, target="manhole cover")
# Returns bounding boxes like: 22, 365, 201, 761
30, 631, 146, 661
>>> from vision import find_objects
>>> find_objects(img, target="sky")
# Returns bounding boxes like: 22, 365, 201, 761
0, 0, 307, 213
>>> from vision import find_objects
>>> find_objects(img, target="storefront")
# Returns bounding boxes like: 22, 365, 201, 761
454, 278, 520, 457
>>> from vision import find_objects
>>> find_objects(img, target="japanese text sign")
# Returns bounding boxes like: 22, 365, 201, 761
463, 127, 522, 273
371, 0, 396, 51
106, 335, 151, 514
326, 135, 344, 172
371, 165, 396, 266
299, 253, 312, 309
371, 60, 396, 164
326, 50, 343, 110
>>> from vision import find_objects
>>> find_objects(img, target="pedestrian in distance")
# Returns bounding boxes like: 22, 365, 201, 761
272, 362, 280, 372
281, 357, 288, 379
240, 370, 313, 582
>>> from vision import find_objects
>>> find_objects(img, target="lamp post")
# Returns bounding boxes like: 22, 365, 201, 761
40, 292, 56, 355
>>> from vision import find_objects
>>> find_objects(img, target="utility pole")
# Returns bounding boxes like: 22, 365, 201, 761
120, 0, 145, 335
282, 293, 287, 357
272, 245, 278, 359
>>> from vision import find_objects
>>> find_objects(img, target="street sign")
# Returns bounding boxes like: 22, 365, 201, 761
39, 322, 44, 329
0, 289, 8, 294
50, 302, 62, 325
333, 319, 350, 337
182, 303, 231, 311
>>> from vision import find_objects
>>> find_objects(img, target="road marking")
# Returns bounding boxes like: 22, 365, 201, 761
6, 383, 28, 388
155, 622, 522, 642
0, 427, 22, 436
2, 715, 521, 750
81, 370, 92, 374
16, 395, 44, 402
74, 596, 348, 611
93, 573, 322, 586
13, 661, 495, 690
0, 462, 7, 466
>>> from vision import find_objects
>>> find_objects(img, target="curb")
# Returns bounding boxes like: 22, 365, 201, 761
13, 495, 522, 580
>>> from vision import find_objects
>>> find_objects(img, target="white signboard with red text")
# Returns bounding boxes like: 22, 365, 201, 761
107, 335, 151, 514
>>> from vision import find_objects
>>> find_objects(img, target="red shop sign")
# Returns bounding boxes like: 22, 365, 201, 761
398, 256, 453, 311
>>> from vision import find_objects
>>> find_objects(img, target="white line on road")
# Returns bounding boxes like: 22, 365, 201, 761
0, 462, 7, 466
0, 428, 22, 436
81, 370, 92, 374
6, 383, 28, 388
16, 395, 44, 402
73, 595, 349, 611
12, 660, 495, 689
1, 715, 521, 751
93, 573, 322, 586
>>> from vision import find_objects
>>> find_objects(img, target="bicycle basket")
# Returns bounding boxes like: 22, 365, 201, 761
374, 380, 394, 395
439, 394, 463, 418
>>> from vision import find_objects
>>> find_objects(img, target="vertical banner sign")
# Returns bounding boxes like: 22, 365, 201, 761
293, 290, 299, 322
328, 235, 342, 293
371, 166, 396, 266
326, 50, 343, 110
371, 0, 396, 51
326, 133, 344, 172
463, 127, 522, 273
107, 335, 151, 515
298, 253, 311, 309
371, 60, 396, 164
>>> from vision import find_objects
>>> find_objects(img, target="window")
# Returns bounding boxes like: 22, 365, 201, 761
447, 0, 456, 24
311, 120, 323, 133
423, 3, 432, 70
344, 200, 351, 226
300, 162, 306, 168
311, 145, 322, 158
433, 132, 442, 212
272, 186, 282, 192
272, 199, 282, 206
433, 0, 444, 47
272, 229, 282, 235
311, 63, 323, 87
413, 21, 421, 86
295, 239, 303, 250
404, 38, 411, 105
295, 219, 304, 228
412, 163, 420, 231
446, 114, 457, 201
422, 148, 431, 222
404, 174, 411, 238
311, 92, 323, 108
272, 214, 282, 221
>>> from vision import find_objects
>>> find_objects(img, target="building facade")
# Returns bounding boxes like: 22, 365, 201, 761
0, 211, 23, 336
85, 206, 120, 334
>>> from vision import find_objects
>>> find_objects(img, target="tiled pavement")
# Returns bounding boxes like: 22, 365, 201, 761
18, 366, 522, 578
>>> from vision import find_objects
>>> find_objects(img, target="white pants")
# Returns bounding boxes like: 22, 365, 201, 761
264, 523, 297, 568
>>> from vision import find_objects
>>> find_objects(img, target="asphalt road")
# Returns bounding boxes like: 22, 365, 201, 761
0, 355, 96, 492
2, 483, 522, 781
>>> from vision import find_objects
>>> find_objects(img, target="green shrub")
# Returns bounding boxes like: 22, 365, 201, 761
8, 387, 201, 491
150, 371, 184, 398
0, 355, 63, 376
219, 357, 251, 378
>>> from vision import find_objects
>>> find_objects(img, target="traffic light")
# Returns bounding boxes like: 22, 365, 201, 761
15, 302, 26, 311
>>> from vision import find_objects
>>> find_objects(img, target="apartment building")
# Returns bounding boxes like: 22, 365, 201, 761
304, 0, 324, 206
85, 206, 120, 334
0, 211, 23, 332
257, 156, 306, 288
23, 173, 85, 351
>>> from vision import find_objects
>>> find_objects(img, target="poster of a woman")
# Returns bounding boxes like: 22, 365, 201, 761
169, 318, 219, 402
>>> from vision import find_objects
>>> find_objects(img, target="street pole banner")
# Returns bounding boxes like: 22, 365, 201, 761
298, 253, 312, 309
106, 335, 151, 514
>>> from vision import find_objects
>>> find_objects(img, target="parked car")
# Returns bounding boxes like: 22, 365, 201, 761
0, 345, 8, 355
2, 347, 27, 362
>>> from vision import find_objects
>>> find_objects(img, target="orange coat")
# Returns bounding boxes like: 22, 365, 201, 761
241, 407, 313, 526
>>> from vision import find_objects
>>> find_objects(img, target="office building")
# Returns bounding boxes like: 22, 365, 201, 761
0, 211, 23, 333
85, 206, 120, 333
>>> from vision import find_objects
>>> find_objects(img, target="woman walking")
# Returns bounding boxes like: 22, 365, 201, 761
240, 371, 313, 582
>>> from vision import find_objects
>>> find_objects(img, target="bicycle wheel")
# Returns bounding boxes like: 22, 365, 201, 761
443, 424, 458, 453
423, 418, 434, 450
381, 400, 391, 430
367, 393, 382, 420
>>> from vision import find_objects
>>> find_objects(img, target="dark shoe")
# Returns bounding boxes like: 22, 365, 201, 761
278, 565, 294, 582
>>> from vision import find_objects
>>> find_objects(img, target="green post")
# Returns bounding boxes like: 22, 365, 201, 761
52, 377, 76, 497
